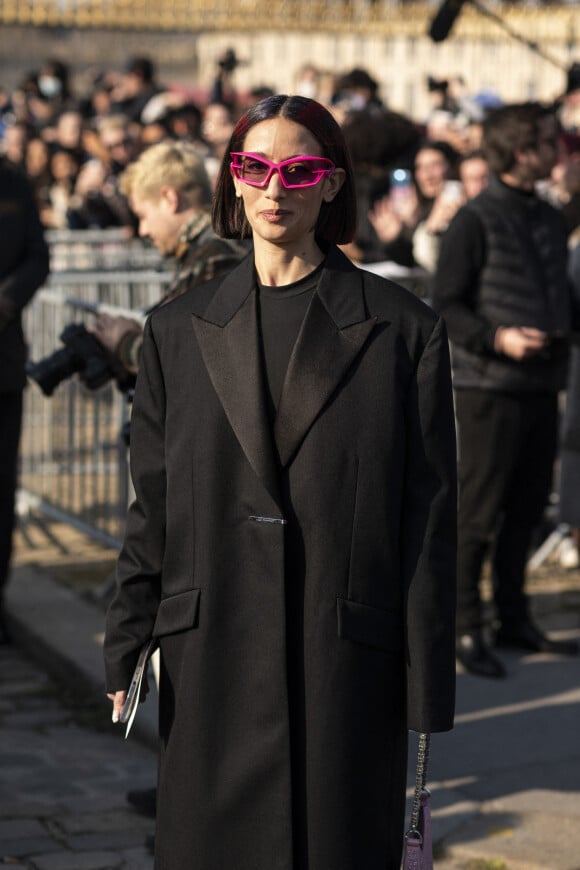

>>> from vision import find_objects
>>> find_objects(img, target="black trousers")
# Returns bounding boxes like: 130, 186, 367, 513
0, 391, 23, 596
455, 388, 558, 635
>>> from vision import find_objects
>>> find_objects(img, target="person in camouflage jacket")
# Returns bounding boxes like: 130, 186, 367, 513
93, 140, 247, 824
94, 140, 247, 376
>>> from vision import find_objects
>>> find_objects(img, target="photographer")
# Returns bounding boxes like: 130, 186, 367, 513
93, 140, 247, 378
208, 47, 245, 111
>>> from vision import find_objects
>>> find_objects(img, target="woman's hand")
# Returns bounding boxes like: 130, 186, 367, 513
368, 196, 403, 243
426, 186, 465, 235
107, 690, 127, 723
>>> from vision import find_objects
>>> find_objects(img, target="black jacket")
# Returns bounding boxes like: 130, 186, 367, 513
432, 176, 572, 392
0, 162, 50, 392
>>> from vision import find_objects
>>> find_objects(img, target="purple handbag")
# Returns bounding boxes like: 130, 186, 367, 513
402, 733, 433, 870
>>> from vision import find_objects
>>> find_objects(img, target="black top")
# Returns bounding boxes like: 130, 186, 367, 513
257, 262, 323, 418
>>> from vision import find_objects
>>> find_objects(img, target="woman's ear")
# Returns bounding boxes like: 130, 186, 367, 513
323, 167, 346, 203
231, 167, 243, 198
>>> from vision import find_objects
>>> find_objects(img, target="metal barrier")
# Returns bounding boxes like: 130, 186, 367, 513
46, 228, 165, 273
19, 262, 172, 548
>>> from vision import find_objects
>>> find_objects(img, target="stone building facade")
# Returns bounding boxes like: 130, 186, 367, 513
0, 3, 577, 120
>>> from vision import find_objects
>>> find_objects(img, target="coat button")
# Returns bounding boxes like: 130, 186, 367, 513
249, 515, 287, 525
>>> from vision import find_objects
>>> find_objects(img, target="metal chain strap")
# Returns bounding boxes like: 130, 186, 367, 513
408, 732, 431, 837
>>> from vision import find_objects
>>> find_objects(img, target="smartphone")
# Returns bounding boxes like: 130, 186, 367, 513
390, 168, 412, 189
389, 168, 414, 216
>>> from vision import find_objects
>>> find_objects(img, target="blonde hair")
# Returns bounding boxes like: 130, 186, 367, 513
97, 113, 130, 139
120, 140, 212, 208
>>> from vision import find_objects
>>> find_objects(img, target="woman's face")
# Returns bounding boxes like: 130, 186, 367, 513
232, 116, 344, 251
26, 139, 50, 176
414, 147, 450, 199
203, 103, 234, 147
51, 150, 78, 183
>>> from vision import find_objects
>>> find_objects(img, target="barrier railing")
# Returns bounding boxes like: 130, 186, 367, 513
45, 228, 165, 273
19, 259, 172, 548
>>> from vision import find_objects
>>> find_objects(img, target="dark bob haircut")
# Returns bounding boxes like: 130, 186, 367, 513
212, 95, 357, 245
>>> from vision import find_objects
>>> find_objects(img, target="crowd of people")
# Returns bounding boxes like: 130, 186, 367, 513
0, 53, 578, 265
1, 54, 580, 280
2, 50, 580, 654
2, 49, 580, 618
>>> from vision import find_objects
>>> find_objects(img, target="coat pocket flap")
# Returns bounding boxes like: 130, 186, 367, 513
337, 597, 403, 652
152, 588, 201, 638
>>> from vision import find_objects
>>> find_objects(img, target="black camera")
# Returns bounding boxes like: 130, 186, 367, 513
427, 75, 449, 93
26, 322, 123, 396
218, 49, 241, 74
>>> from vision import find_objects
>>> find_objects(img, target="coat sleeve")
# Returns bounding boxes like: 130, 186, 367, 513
402, 314, 457, 733
103, 316, 166, 693
0, 171, 49, 311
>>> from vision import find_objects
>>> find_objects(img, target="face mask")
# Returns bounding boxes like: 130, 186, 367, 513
348, 93, 367, 111
38, 76, 62, 99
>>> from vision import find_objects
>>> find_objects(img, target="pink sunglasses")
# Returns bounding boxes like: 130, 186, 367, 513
230, 152, 335, 189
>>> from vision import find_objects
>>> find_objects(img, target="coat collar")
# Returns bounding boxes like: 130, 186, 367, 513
191, 247, 376, 504
192, 246, 368, 330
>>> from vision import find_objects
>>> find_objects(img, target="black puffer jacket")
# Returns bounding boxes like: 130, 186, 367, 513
433, 176, 572, 393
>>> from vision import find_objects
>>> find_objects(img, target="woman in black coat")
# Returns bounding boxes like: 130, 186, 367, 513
104, 95, 457, 869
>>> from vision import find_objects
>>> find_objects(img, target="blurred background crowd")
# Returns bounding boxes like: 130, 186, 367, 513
1, 49, 579, 276
3, 40, 580, 656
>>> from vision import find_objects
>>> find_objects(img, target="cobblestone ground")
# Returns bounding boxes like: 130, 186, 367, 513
0, 645, 155, 869
7, 517, 580, 870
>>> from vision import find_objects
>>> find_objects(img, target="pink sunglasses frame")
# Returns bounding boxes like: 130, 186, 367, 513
230, 152, 335, 189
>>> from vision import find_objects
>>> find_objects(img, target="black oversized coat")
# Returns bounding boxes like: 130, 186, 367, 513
104, 246, 457, 870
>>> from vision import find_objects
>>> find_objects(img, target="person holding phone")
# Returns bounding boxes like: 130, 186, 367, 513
411, 142, 462, 273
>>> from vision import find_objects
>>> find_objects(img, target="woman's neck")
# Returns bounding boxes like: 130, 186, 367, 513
253, 237, 325, 286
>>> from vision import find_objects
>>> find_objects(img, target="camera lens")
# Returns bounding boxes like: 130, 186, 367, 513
26, 346, 83, 396
26, 323, 114, 396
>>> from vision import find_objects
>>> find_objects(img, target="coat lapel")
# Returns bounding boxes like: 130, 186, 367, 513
274, 248, 377, 467
191, 256, 281, 507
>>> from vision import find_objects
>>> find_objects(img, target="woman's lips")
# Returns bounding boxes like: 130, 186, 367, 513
259, 209, 291, 222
